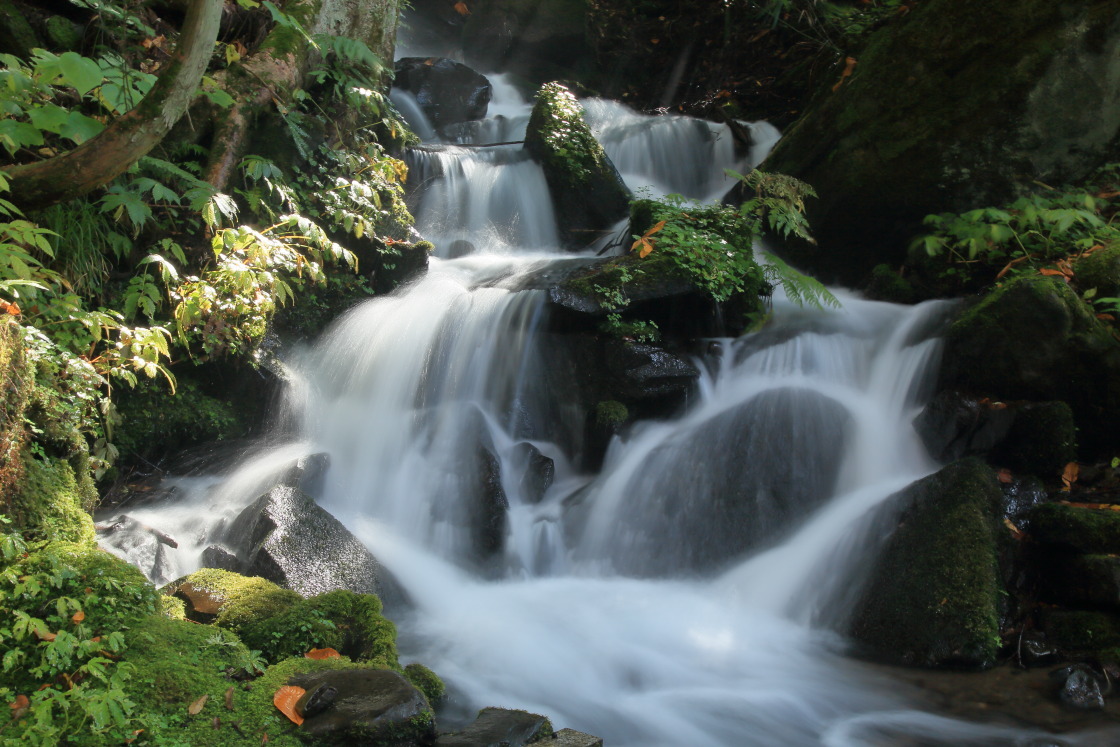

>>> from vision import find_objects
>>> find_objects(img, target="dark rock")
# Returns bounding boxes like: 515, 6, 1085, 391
587, 387, 850, 576
436, 707, 552, 747
524, 82, 630, 249
1001, 476, 1048, 523
1018, 632, 1060, 667
1051, 664, 1107, 710
288, 668, 435, 744
200, 545, 242, 572
474, 447, 509, 558
1038, 609, 1120, 653
280, 452, 330, 494
224, 485, 398, 601
603, 342, 699, 401
1029, 503, 1120, 555
915, 391, 1077, 475
394, 57, 492, 129
512, 442, 554, 504
461, 0, 590, 85
551, 730, 604, 747
939, 276, 1120, 457
849, 458, 1005, 669
1039, 554, 1120, 610
296, 682, 338, 718
762, 0, 1120, 284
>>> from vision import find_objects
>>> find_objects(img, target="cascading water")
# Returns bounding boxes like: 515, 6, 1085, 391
98, 65, 1116, 746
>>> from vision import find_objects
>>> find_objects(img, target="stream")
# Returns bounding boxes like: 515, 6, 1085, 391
97, 50, 1120, 747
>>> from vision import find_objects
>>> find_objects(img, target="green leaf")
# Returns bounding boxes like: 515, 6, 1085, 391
0, 119, 44, 154
58, 51, 103, 96
59, 111, 105, 144
27, 103, 69, 134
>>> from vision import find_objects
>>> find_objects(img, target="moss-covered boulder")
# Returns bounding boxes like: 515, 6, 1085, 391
524, 82, 630, 249
1039, 554, 1120, 610
939, 276, 1120, 457
848, 458, 1005, 669
1038, 608, 1120, 655
167, 568, 301, 625
1073, 243, 1120, 299
762, 0, 1120, 283
403, 662, 445, 704
10, 455, 96, 543
288, 667, 435, 745
1028, 503, 1120, 555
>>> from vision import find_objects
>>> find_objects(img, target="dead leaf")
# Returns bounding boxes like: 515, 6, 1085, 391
72, 610, 85, 624
831, 56, 857, 92
997, 468, 1013, 484
225, 687, 235, 711
273, 686, 306, 726
305, 648, 341, 660
1062, 462, 1080, 491
1003, 517, 1025, 540
34, 630, 57, 642
189, 694, 209, 716
453, 1, 469, 15
9, 694, 29, 720
212, 717, 221, 729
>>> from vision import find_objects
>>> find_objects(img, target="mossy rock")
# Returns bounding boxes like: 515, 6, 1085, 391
849, 458, 1005, 669
986, 401, 1077, 476
240, 589, 399, 667
9, 454, 96, 543
1073, 242, 1120, 299
524, 82, 630, 249
0, 320, 31, 505
1039, 554, 1120, 610
1028, 502, 1120, 554
1038, 608, 1120, 654
403, 662, 445, 704
439, 707, 554, 747
169, 568, 301, 626
940, 275, 1120, 457
864, 263, 917, 304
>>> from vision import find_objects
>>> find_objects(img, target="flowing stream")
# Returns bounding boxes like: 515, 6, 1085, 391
99, 67, 1114, 745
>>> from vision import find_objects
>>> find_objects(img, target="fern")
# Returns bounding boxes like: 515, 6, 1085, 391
760, 251, 839, 309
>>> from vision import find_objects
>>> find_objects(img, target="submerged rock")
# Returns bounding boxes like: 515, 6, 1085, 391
848, 458, 1005, 669
224, 485, 397, 601
436, 707, 553, 747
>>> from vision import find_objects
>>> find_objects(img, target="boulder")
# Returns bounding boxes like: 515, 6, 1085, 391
939, 276, 1120, 457
762, 0, 1120, 284
1073, 243, 1120, 299
1028, 503, 1120, 555
224, 485, 397, 601
551, 730, 604, 747
288, 668, 435, 744
96, 514, 178, 585
474, 446, 509, 558
1039, 554, 1120, 610
914, 392, 1077, 476
436, 707, 553, 747
524, 82, 630, 249
394, 57, 492, 130
512, 441, 554, 504
848, 458, 1005, 669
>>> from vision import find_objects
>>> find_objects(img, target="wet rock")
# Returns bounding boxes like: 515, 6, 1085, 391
551, 730, 604, 747
761, 0, 1120, 284
475, 446, 509, 558
1051, 664, 1107, 710
280, 452, 330, 494
394, 57, 492, 129
200, 544, 241, 572
296, 682, 338, 718
524, 82, 630, 249
1038, 609, 1120, 654
1018, 632, 1060, 667
603, 341, 699, 401
436, 707, 553, 747
512, 441, 554, 504
939, 276, 1120, 457
96, 514, 177, 584
849, 458, 1005, 669
287, 668, 435, 744
1028, 503, 1120, 555
915, 392, 1077, 475
225, 485, 397, 601
461, 0, 589, 84
1039, 554, 1120, 610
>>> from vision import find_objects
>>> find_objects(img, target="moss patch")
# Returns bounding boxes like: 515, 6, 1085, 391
173, 568, 301, 628
403, 662, 445, 704
1028, 502, 1120, 554
10, 453, 96, 543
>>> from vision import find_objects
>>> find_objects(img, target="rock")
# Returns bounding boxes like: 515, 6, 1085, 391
1039, 554, 1120, 610
200, 544, 242, 572
551, 729, 604, 747
1018, 632, 1060, 667
280, 452, 330, 494
224, 485, 397, 601
164, 568, 300, 625
762, 0, 1120, 284
1073, 243, 1120, 299
848, 458, 1005, 669
394, 57, 492, 129
603, 342, 700, 401
296, 682, 338, 718
436, 707, 553, 747
512, 441, 554, 504
524, 82, 630, 249
461, 0, 589, 85
939, 276, 1120, 457
288, 668, 435, 744
914, 392, 1077, 475
1038, 609, 1120, 654
1028, 503, 1120, 554
474, 446, 509, 558
1051, 664, 1107, 710
96, 514, 177, 585
589, 387, 850, 576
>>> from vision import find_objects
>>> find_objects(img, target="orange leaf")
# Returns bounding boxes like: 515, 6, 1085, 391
638, 240, 654, 259
1062, 462, 1080, 491
1003, 517, 1025, 540
305, 648, 341, 660
225, 686, 235, 710
274, 686, 306, 725
831, 56, 857, 92
34, 630, 57, 642
1038, 268, 1069, 278
644, 220, 667, 238
5, 302, 19, 316
9, 694, 29, 711
997, 468, 1013, 484
72, 610, 85, 624
453, 1, 469, 15
188, 694, 209, 716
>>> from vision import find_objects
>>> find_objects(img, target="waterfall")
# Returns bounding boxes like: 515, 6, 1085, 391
98, 69, 1098, 746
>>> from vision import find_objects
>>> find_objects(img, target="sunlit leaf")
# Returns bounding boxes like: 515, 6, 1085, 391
273, 686, 305, 725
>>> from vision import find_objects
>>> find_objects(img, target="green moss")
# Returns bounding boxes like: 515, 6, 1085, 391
11, 454, 96, 543
1029, 502, 1120, 554
1074, 243, 1120, 298
864, 263, 916, 303
240, 589, 399, 668
595, 400, 629, 427
177, 568, 301, 630
403, 662, 445, 703
159, 593, 187, 620
525, 82, 612, 190
1039, 609, 1120, 653
989, 401, 1077, 475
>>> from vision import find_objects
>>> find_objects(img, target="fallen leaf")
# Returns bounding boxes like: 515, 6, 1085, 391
1062, 462, 1080, 491
1003, 517, 1025, 540
225, 687, 235, 711
34, 630, 57, 642
831, 56, 857, 92
273, 686, 306, 726
9, 694, 29, 719
213, 716, 222, 729
305, 648, 341, 660
997, 468, 1013, 484
453, 1, 469, 15
72, 610, 85, 624
189, 694, 209, 716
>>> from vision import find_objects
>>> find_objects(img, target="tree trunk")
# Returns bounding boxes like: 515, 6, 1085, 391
1, 0, 223, 211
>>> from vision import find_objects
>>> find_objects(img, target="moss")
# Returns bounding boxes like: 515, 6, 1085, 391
159, 593, 187, 620
850, 458, 1005, 668
10, 454, 96, 543
1074, 242, 1120, 299
864, 263, 916, 304
0, 320, 31, 505
1029, 502, 1120, 554
988, 401, 1077, 475
1039, 609, 1120, 653
403, 662, 445, 703
175, 568, 301, 630
595, 400, 629, 427
240, 590, 399, 668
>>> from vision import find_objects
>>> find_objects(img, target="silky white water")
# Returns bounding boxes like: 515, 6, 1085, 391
98, 70, 1109, 745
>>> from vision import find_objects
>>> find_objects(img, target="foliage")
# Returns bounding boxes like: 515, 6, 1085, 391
526, 82, 611, 188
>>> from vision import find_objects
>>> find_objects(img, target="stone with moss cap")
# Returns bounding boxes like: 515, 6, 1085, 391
1073, 242, 1120, 300
524, 82, 630, 249
848, 458, 1006, 669
436, 707, 553, 747
166, 567, 301, 625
